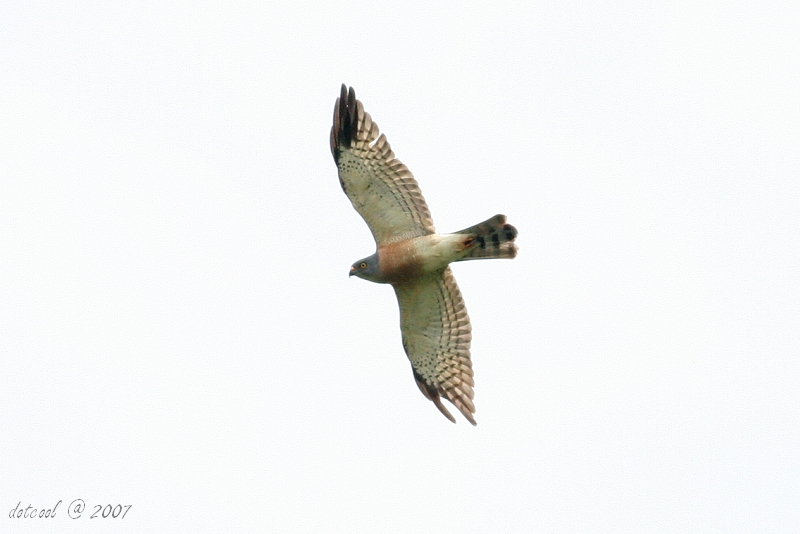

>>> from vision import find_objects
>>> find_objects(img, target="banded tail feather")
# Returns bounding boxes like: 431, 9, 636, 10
457, 214, 518, 261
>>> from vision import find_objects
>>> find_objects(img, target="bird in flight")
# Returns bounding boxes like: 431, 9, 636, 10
330, 85, 518, 425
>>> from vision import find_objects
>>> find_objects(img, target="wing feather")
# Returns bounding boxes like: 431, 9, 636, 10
394, 267, 476, 425
331, 85, 435, 246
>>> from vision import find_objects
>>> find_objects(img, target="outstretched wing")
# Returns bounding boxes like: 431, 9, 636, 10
331, 84, 435, 246
394, 267, 476, 425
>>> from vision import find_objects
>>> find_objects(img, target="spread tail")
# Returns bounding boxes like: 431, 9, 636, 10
456, 214, 518, 261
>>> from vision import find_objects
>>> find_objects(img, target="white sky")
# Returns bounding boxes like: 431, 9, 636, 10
2, 1, 798, 532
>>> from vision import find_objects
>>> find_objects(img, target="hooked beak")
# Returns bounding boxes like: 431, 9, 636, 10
349, 266, 355, 277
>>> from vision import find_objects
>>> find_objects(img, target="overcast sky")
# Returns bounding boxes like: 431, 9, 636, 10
2, 2, 798, 532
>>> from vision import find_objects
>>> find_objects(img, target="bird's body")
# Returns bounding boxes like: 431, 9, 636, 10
355, 233, 472, 284
331, 84, 518, 425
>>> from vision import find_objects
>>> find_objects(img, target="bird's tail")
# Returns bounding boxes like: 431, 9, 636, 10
455, 214, 518, 261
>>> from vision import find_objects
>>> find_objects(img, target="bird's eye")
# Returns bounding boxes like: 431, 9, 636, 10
360, 262, 367, 269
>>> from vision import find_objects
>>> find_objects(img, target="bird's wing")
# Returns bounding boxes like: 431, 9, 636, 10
331, 84, 435, 246
393, 267, 476, 425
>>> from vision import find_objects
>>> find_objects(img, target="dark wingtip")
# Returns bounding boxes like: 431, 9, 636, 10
414, 370, 458, 424
346, 86, 357, 145
332, 84, 359, 163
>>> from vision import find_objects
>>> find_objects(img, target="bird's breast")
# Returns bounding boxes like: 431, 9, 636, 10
377, 240, 427, 284
378, 234, 468, 284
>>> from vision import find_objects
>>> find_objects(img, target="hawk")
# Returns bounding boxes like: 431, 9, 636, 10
331, 84, 518, 425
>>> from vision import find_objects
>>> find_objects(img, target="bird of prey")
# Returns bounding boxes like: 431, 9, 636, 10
330, 84, 518, 425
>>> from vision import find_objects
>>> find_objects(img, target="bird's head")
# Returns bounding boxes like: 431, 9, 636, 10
349, 253, 380, 282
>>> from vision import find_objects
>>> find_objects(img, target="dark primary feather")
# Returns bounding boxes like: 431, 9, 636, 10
331, 84, 358, 165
